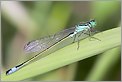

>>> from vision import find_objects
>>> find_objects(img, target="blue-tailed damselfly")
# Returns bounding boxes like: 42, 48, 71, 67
6, 19, 100, 75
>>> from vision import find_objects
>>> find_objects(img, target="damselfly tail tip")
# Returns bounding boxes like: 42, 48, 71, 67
6, 67, 20, 75
6, 69, 11, 75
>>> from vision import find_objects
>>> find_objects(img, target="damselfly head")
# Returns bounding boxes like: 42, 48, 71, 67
89, 19, 96, 28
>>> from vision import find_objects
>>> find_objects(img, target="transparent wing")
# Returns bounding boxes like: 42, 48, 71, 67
24, 27, 75, 53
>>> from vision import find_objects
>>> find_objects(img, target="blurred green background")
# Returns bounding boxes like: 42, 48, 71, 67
1, 1, 121, 81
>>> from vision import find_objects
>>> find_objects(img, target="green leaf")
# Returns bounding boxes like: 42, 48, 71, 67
85, 47, 120, 80
2, 27, 120, 81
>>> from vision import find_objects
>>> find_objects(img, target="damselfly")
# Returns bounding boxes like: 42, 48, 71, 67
6, 19, 100, 75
